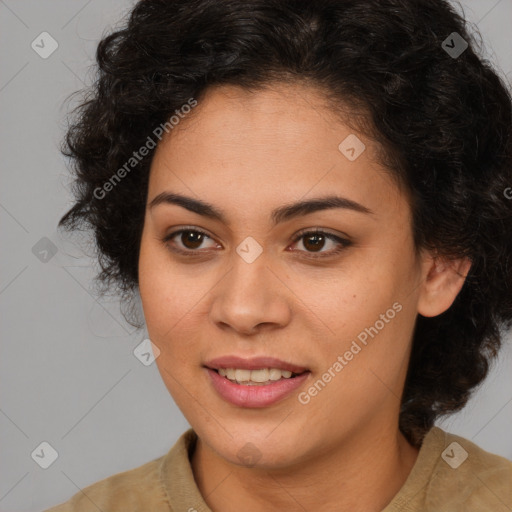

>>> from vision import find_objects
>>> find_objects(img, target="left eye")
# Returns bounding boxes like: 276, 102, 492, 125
162, 228, 350, 257
289, 230, 350, 256
163, 228, 218, 252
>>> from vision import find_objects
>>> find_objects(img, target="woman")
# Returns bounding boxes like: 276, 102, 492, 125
46, 0, 512, 510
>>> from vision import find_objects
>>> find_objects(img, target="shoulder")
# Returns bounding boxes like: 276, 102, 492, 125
42, 454, 170, 512
421, 427, 512, 511
42, 428, 203, 512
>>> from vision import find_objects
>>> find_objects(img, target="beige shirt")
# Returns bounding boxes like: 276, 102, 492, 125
44, 426, 512, 511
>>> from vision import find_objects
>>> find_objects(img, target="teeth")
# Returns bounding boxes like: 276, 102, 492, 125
235, 369, 251, 382
217, 367, 296, 384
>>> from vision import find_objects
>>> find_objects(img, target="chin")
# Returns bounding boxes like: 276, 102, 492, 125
199, 422, 311, 469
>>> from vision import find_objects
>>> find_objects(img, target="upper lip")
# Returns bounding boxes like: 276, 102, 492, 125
204, 356, 309, 374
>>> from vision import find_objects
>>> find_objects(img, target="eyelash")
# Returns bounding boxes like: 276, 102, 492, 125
161, 226, 351, 260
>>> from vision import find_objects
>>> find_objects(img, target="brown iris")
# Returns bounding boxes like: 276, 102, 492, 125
181, 230, 205, 249
302, 233, 326, 252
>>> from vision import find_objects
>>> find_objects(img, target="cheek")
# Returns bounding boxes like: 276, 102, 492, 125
138, 234, 186, 341
138, 234, 211, 374
309, 262, 415, 382
306, 265, 395, 336
139, 229, 184, 311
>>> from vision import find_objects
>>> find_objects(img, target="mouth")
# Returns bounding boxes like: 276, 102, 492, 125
208, 367, 308, 386
204, 366, 311, 408
203, 356, 311, 407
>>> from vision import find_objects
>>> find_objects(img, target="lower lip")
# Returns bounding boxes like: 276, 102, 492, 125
206, 368, 310, 408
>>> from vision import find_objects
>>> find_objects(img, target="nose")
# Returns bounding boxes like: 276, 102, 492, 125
209, 251, 292, 336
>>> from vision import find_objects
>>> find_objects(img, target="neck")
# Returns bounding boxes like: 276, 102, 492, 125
191, 421, 420, 512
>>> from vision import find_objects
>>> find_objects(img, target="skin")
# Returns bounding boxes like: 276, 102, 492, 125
138, 82, 471, 512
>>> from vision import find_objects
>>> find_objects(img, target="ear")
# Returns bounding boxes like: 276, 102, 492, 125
417, 253, 472, 318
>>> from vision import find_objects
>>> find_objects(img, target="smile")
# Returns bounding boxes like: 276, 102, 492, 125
206, 367, 310, 407
217, 367, 302, 385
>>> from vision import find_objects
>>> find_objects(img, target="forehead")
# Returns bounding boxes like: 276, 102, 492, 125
157, 82, 366, 156
148, 83, 406, 220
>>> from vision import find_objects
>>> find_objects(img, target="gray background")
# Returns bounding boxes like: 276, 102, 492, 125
1, 1, 511, 510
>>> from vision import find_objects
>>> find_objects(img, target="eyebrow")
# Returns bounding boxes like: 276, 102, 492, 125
148, 192, 374, 225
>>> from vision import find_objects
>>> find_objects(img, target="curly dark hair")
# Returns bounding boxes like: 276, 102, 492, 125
58, 0, 512, 447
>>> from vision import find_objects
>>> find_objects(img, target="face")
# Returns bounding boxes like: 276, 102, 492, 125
138, 82, 431, 468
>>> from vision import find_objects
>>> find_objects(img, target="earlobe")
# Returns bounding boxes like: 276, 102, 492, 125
417, 254, 472, 318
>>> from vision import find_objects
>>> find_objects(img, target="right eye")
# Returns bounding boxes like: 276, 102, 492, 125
162, 227, 221, 255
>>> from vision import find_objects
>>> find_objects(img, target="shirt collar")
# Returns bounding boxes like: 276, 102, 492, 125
159, 426, 444, 512
160, 428, 213, 512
